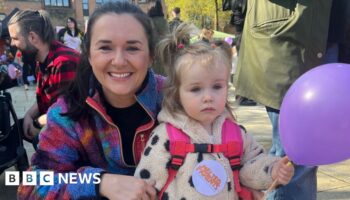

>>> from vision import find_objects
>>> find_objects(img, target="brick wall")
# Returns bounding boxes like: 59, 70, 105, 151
2, 1, 42, 14
1, 0, 157, 32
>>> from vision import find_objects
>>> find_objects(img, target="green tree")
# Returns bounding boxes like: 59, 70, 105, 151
165, 0, 231, 31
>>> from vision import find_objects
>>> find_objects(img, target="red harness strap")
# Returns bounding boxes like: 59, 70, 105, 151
159, 120, 253, 200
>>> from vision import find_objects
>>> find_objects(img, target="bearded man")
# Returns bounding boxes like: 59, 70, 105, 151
8, 10, 79, 149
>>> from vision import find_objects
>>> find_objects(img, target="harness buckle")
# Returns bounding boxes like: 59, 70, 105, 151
228, 155, 242, 170
170, 155, 185, 170
194, 143, 213, 153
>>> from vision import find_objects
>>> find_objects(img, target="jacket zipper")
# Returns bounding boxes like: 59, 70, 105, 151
140, 134, 145, 150
87, 97, 156, 167
131, 98, 155, 162
87, 100, 133, 168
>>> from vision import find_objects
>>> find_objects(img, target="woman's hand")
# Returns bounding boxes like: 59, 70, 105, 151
271, 156, 295, 186
99, 174, 156, 200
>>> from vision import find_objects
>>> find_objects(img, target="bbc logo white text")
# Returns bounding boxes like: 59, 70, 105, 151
5, 171, 101, 186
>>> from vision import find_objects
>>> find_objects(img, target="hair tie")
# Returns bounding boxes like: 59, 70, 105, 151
177, 43, 185, 49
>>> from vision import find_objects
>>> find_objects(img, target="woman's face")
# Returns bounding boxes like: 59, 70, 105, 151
67, 19, 75, 29
89, 13, 151, 108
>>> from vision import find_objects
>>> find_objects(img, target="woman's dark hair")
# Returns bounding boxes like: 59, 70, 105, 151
147, 0, 164, 17
65, 17, 81, 37
61, 1, 155, 120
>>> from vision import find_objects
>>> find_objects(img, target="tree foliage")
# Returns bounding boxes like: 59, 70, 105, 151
164, 0, 231, 31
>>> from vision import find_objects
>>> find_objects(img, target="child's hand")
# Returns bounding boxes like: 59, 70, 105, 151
271, 156, 294, 186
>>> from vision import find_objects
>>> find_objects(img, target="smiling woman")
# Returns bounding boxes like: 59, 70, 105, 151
89, 13, 151, 108
17, 2, 164, 200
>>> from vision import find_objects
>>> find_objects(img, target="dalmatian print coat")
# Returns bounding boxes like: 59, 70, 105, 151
135, 109, 280, 200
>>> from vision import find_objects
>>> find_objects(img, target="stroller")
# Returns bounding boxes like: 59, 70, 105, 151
0, 90, 29, 174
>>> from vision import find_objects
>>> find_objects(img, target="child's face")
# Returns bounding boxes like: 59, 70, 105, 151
179, 60, 228, 130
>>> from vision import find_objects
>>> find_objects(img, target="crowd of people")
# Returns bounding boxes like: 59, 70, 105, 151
0, 0, 348, 199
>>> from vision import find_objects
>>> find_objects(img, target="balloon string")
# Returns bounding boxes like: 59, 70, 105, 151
261, 179, 278, 200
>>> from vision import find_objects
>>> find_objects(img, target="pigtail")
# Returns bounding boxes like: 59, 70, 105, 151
156, 23, 199, 73
159, 23, 235, 119
212, 40, 233, 63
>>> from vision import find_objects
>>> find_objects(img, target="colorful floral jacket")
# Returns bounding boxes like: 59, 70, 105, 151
18, 70, 164, 199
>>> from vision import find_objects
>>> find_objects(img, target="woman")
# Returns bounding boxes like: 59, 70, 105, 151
57, 17, 84, 52
147, 0, 169, 41
147, 0, 169, 76
18, 2, 163, 199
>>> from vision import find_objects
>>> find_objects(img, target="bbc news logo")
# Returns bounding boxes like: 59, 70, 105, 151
5, 171, 101, 186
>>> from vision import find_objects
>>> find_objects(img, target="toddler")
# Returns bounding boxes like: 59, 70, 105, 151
135, 23, 294, 200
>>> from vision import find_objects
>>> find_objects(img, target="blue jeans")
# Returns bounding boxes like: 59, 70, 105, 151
266, 107, 317, 200
324, 43, 339, 63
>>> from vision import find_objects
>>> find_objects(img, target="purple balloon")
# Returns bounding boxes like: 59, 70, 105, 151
280, 63, 350, 166
224, 37, 233, 45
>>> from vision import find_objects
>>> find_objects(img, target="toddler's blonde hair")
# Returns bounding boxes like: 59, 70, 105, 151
157, 23, 233, 117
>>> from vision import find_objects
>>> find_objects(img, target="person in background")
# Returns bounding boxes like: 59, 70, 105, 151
148, 0, 169, 40
0, 70, 19, 90
230, 0, 246, 52
15, 50, 36, 90
168, 7, 183, 33
199, 28, 214, 43
224, 36, 238, 83
17, 2, 163, 199
0, 56, 21, 90
147, 0, 169, 75
324, 0, 350, 64
6, 54, 24, 86
57, 17, 84, 52
0, 51, 28, 174
230, 0, 257, 106
8, 10, 79, 149
234, 1, 335, 199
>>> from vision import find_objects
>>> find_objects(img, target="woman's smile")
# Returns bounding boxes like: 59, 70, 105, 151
109, 72, 132, 79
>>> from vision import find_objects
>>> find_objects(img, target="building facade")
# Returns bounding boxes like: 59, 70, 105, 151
0, 0, 153, 31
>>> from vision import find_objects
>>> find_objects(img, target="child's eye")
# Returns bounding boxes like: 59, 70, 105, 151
213, 84, 223, 90
190, 87, 201, 93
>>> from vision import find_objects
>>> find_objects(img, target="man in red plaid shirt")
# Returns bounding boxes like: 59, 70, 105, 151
8, 10, 79, 150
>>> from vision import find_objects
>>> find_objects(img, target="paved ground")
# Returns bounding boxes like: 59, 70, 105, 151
1, 85, 350, 199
